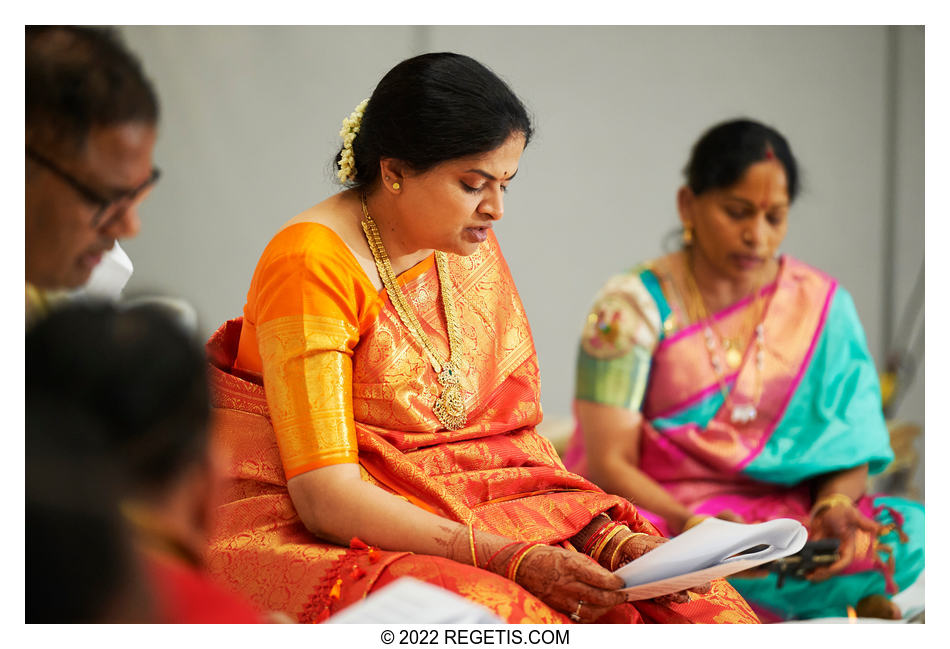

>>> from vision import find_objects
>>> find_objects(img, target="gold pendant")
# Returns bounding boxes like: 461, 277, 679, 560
726, 347, 743, 369
433, 362, 466, 430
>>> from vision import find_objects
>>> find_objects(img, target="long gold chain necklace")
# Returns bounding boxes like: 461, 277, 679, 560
683, 253, 765, 424
359, 193, 467, 430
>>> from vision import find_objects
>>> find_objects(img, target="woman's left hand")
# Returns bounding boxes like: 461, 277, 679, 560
806, 502, 882, 581
610, 533, 712, 605
612, 530, 667, 564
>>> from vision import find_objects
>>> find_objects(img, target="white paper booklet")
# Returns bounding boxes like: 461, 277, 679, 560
615, 517, 807, 600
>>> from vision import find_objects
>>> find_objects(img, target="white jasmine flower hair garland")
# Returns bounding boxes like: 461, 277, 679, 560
337, 98, 369, 183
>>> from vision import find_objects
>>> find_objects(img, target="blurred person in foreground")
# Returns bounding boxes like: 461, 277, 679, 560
26, 302, 266, 622
26, 25, 159, 326
563, 119, 924, 621
27, 397, 155, 623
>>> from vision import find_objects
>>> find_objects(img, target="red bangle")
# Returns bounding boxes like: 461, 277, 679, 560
506, 542, 543, 582
582, 521, 615, 555
591, 524, 626, 563
484, 541, 520, 571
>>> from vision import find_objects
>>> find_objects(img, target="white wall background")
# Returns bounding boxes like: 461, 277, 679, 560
118, 26, 924, 493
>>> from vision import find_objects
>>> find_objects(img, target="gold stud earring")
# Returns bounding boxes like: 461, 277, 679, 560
682, 225, 694, 246
392, 182, 400, 190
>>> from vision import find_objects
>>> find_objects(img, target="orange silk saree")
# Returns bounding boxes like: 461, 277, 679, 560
205, 224, 758, 623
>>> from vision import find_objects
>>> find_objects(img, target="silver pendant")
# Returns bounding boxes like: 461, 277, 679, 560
730, 404, 757, 424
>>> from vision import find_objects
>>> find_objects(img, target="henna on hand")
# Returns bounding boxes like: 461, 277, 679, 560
512, 544, 626, 623
810, 504, 881, 540
807, 504, 881, 580
469, 519, 710, 621
612, 533, 712, 603
608, 532, 666, 569
434, 524, 475, 566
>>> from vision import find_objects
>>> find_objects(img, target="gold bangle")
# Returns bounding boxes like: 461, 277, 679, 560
683, 514, 710, 532
468, 525, 478, 568
575, 514, 612, 553
591, 524, 622, 561
592, 525, 626, 563
607, 532, 632, 570
510, 543, 542, 582
811, 493, 854, 517
582, 521, 616, 555
607, 532, 653, 570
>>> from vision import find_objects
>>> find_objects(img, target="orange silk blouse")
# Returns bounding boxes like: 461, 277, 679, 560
234, 222, 432, 479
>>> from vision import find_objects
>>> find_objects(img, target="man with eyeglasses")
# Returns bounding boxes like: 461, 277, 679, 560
26, 26, 160, 325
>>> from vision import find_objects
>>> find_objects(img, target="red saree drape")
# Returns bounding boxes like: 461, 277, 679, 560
205, 231, 758, 623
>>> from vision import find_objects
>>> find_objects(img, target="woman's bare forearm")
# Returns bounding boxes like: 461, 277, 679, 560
592, 457, 693, 534
814, 464, 869, 503
287, 463, 515, 566
576, 400, 693, 534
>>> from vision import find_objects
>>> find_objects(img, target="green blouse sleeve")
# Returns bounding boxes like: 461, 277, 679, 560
574, 267, 666, 411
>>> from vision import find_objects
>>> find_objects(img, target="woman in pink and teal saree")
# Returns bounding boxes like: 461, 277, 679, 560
564, 119, 923, 621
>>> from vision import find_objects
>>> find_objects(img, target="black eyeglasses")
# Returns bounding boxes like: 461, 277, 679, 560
26, 146, 161, 229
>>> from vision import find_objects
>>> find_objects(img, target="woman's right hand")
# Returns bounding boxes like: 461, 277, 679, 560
806, 501, 881, 581
611, 534, 711, 604
503, 544, 626, 623
714, 510, 745, 524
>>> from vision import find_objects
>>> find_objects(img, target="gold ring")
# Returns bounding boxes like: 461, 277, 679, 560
570, 600, 583, 622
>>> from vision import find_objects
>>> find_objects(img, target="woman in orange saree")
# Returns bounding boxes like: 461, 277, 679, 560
205, 53, 758, 624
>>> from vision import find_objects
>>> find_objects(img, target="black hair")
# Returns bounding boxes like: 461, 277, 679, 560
26, 26, 160, 152
25, 301, 209, 498
335, 52, 533, 189
26, 396, 151, 622
684, 118, 799, 203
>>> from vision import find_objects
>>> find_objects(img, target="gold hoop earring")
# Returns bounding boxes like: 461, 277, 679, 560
392, 182, 400, 190
682, 225, 694, 246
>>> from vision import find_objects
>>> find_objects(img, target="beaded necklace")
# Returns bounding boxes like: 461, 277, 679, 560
683, 253, 765, 424
359, 194, 467, 430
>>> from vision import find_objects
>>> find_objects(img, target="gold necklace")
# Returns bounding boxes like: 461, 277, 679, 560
683, 253, 765, 424
720, 311, 760, 370
359, 193, 467, 430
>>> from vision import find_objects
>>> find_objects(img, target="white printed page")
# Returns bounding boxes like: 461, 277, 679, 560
615, 517, 807, 599
622, 556, 785, 601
